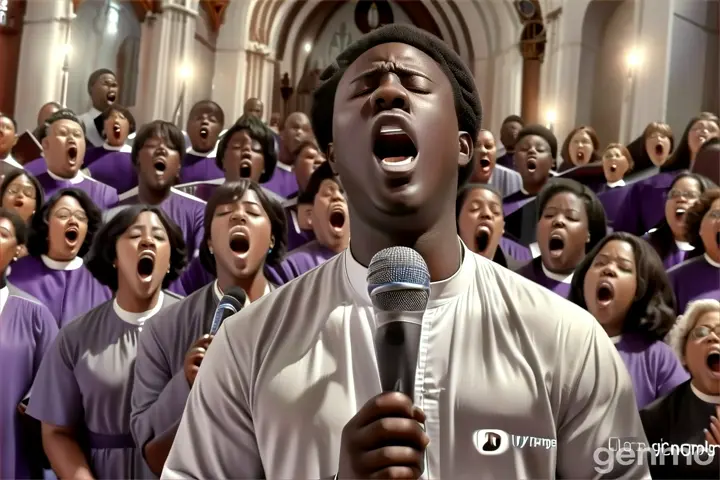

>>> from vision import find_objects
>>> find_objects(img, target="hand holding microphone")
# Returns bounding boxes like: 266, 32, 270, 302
339, 247, 431, 479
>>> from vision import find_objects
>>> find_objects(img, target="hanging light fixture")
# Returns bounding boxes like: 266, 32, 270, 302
368, 2, 379, 29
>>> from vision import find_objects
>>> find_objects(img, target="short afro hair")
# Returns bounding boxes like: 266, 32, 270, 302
27, 188, 102, 258
311, 23, 482, 186
85, 204, 187, 291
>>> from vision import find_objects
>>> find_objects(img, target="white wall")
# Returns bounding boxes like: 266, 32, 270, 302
666, 0, 719, 136
67, 0, 141, 113
191, 7, 217, 107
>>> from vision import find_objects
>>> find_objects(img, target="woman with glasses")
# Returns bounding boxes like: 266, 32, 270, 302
0, 170, 44, 223
668, 188, 720, 314
646, 172, 717, 269
8, 188, 111, 327
641, 299, 720, 479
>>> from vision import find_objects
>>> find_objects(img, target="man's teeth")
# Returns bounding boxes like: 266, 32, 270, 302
676, 208, 686, 215
381, 157, 413, 166
380, 126, 404, 134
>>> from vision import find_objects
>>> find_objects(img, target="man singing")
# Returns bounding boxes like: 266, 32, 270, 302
162, 25, 648, 479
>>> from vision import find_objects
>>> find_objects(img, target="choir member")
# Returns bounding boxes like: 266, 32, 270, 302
569, 232, 689, 408
26, 204, 186, 480
0, 208, 58, 480
615, 113, 719, 235
268, 112, 281, 134
496, 114, 524, 169
0, 113, 22, 169
517, 178, 607, 297
503, 125, 557, 216
597, 143, 633, 227
32, 102, 62, 142
263, 111, 313, 198
646, 172, 716, 269
644, 122, 674, 169
8, 188, 110, 326
274, 161, 349, 281
180, 100, 225, 184
669, 188, 720, 313
163, 24, 648, 479
559, 125, 600, 172
112, 120, 205, 260
131, 181, 285, 473
78, 69, 119, 148
642, 298, 720, 479
456, 183, 531, 269
243, 97, 264, 119
34, 109, 119, 209
0, 169, 44, 222
469, 129, 522, 198
170, 180, 287, 296
693, 136, 720, 183
190, 114, 278, 201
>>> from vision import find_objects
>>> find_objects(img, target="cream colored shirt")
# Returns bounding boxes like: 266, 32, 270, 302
163, 243, 649, 479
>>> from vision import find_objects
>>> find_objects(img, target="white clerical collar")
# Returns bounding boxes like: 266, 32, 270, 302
113, 291, 164, 326
276, 162, 293, 172
47, 169, 84, 184
345, 240, 473, 308
0, 286, 8, 316
607, 179, 625, 188
520, 187, 530, 195
691, 382, 720, 404
214, 279, 271, 306
609, 334, 623, 344
186, 145, 218, 158
541, 262, 574, 284
2, 156, 23, 169
705, 254, 720, 268
103, 142, 132, 153
41, 254, 83, 271
675, 240, 695, 252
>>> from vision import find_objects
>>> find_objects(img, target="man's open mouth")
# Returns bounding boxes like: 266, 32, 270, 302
373, 125, 418, 174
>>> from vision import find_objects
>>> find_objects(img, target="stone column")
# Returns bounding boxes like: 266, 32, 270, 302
135, 0, 198, 126
14, 0, 71, 131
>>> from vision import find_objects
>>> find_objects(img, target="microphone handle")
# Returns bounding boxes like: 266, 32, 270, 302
209, 304, 236, 336
374, 313, 423, 399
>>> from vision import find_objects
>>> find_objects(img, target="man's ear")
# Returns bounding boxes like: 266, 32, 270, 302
41, 136, 50, 151
326, 143, 337, 174
458, 132, 473, 167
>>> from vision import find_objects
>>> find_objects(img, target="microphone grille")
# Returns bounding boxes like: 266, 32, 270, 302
367, 247, 430, 312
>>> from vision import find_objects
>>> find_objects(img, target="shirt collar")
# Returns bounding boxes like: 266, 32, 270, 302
691, 382, 720, 404
113, 291, 165, 326
186, 145, 218, 158
675, 240, 695, 252
609, 334, 623, 344
276, 162, 293, 172
705, 253, 720, 268
2, 156, 23, 169
213, 280, 271, 306
520, 187, 530, 195
0, 286, 8, 316
103, 142, 132, 153
541, 262, 574, 284
344, 239, 474, 307
86, 107, 102, 117
607, 179, 625, 188
41, 254, 83, 271
47, 169, 84, 184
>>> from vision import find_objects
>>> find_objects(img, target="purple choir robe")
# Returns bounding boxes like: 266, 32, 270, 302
496, 152, 514, 170
170, 255, 285, 296
285, 204, 315, 251
668, 255, 720, 314
640, 381, 720, 479
597, 184, 632, 230
643, 233, 695, 270
613, 333, 690, 409
83, 144, 133, 167
113, 188, 205, 259
85, 150, 137, 194
179, 150, 223, 184
502, 190, 535, 217
516, 257, 572, 298
1, 284, 58, 480
273, 240, 339, 283
36, 172, 119, 210
23, 157, 46, 176
499, 236, 533, 264
8, 255, 111, 327
27, 294, 179, 479
175, 179, 286, 206
614, 171, 678, 235
263, 163, 298, 199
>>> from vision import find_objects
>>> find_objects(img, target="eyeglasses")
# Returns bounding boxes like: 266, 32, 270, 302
667, 189, 701, 200
691, 325, 720, 339
52, 208, 88, 223
706, 210, 720, 220
5, 185, 37, 199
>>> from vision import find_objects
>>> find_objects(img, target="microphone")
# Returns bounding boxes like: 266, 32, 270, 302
367, 247, 430, 398
209, 287, 246, 335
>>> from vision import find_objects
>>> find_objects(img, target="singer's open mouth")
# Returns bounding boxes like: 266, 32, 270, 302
137, 253, 155, 280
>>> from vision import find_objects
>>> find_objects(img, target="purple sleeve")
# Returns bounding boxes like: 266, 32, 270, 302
131, 322, 191, 449
26, 330, 83, 427
178, 257, 213, 296
653, 341, 690, 398
32, 303, 59, 375
191, 205, 205, 259
106, 188, 119, 209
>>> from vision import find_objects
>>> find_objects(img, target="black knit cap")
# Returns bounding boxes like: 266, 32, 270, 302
311, 24, 483, 186
516, 124, 558, 159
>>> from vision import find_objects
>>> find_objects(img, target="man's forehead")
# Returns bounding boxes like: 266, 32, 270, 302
52, 119, 81, 130
342, 42, 441, 78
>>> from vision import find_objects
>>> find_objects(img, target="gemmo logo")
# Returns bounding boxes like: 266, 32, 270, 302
593, 437, 719, 474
